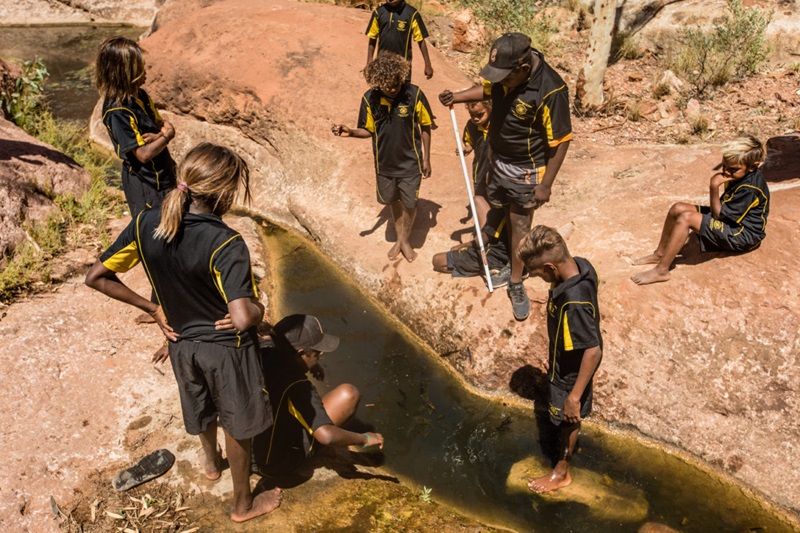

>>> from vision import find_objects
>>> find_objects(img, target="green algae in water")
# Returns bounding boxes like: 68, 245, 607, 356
263, 227, 798, 533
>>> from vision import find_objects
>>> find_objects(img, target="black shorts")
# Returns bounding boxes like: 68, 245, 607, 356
376, 173, 421, 209
548, 380, 593, 426
121, 166, 174, 217
446, 242, 509, 277
695, 205, 759, 253
473, 170, 488, 199
486, 160, 539, 209
169, 340, 272, 440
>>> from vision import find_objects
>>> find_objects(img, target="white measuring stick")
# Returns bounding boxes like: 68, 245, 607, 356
449, 105, 493, 293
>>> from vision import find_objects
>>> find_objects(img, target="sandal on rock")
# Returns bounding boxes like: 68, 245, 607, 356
113, 449, 175, 492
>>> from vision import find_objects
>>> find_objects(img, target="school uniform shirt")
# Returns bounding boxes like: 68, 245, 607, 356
719, 168, 770, 247
252, 343, 333, 476
482, 49, 572, 175
101, 88, 176, 191
365, 1, 429, 61
463, 120, 490, 186
100, 209, 259, 347
546, 257, 602, 391
358, 84, 433, 177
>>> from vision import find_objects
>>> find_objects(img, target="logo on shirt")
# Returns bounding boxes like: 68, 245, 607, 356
722, 191, 734, 202
511, 99, 533, 120
397, 20, 407, 31
547, 300, 556, 317
397, 105, 410, 118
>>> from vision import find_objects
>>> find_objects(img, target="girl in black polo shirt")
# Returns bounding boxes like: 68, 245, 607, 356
86, 143, 282, 523
95, 37, 177, 217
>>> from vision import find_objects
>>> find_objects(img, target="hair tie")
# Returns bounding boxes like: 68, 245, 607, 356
177, 182, 190, 193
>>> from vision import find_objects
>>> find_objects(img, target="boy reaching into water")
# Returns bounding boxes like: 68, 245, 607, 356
332, 53, 433, 262
632, 135, 769, 285
518, 226, 602, 494
251, 314, 384, 477
366, 0, 434, 80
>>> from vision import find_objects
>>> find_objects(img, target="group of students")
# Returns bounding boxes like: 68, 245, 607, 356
83, 0, 771, 523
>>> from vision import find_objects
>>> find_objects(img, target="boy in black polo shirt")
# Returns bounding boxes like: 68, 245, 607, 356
461, 99, 492, 229
366, 0, 434, 80
252, 314, 384, 477
632, 134, 770, 285
439, 33, 572, 321
332, 53, 433, 262
518, 225, 602, 494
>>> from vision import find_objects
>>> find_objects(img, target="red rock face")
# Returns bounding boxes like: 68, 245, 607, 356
0, 117, 90, 258
763, 135, 800, 182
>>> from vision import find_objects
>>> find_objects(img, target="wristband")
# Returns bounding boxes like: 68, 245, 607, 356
362, 433, 371, 448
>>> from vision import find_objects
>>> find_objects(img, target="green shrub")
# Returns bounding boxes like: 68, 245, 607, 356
0, 59, 121, 302
0, 57, 48, 129
457, 0, 557, 53
670, 0, 770, 96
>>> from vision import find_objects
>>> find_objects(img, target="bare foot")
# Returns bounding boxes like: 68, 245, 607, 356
388, 242, 401, 260
400, 242, 417, 263
134, 312, 156, 324
631, 268, 671, 285
631, 253, 661, 266
230, 488, 282, 523
528, 470, 572, 494
201, 448, 222, 481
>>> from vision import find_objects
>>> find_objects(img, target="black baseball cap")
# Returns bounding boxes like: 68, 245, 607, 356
273, 314, 340, 353
480, 33, 532, 83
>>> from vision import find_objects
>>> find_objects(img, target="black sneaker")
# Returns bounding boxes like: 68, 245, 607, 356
507, 281, 530, 321
489, 264, 511, 289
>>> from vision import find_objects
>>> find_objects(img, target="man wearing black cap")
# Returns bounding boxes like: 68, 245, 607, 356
439, 33, 572, 321
251, 314, 384, 477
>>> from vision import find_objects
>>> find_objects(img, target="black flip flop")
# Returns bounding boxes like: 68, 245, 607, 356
113, 449, 175, 492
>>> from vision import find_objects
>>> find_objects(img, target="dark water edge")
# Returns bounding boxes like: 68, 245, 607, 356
263, 225, 798, 533
0, 25, 145, 122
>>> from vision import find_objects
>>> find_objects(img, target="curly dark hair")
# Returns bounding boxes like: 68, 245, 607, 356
363, 52, 409, 90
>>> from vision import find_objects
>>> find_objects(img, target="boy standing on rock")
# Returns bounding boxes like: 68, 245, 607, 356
332, 53, 433, 262
518, 225, 602, 494
439, 33, 572, 321
365, 0, 434, 80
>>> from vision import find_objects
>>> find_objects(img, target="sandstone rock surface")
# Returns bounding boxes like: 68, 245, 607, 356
0, 0, 159, 26
0, 116, 91, 258
114, 0, 800, 518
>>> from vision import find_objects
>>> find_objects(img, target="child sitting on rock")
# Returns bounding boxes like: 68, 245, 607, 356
631, 134, 769, 285
332, 52, 432, 262
518, 225, 602, 494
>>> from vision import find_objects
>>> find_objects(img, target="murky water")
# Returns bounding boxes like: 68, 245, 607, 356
266, 227, 796, 533
0, 25, 144, 121
3, 24, 797, 533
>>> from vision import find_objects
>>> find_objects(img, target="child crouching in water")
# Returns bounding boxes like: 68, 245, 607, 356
632, 134, 769, 285
332, 52, 433, 262
518, 226, 602, 493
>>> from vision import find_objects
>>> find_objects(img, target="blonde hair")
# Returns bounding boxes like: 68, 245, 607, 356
95, 36, 146, 103
155, 143, 251, 242
518, 225, 569, 266
364, 53, 409, 90
721, 134, 765, 170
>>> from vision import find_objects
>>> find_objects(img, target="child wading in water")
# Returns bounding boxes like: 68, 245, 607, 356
518, 226, 602, 493
86, 143, 282, 523
332, 52, 432, 262
632, 135, 770, 285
